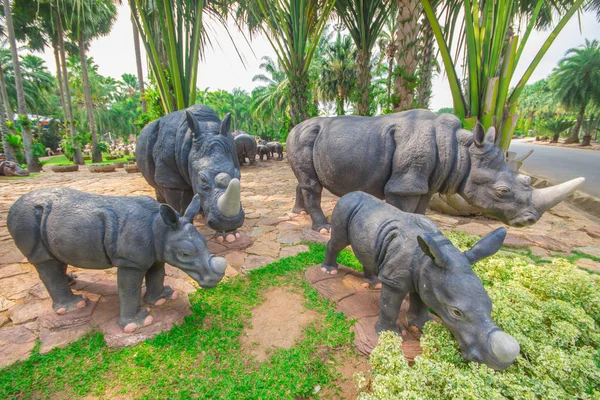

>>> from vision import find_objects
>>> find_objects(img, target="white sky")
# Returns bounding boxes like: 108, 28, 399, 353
33, 5, 600, 112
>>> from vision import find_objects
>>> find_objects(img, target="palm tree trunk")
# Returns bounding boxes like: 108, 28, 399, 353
394, 0, 421, 111
58, 17, 84, 165
3, 0, 39, 172
385, 42, 396, 112
0, 91, 16, 162
336, 88, 345, 115
565, 105, 585, 144
78, 35, 102, 163
131, 13, 147, 113
416, 19, 434, 109
289, 73, 308, 127
356, 49, 372, 116
551, 131, 561, 143
53, 40, 68, 123
0, 59, 12, 122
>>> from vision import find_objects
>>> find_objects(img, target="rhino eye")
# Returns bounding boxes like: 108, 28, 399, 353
495, 186, 511, 196
451, 309, 463, 318
199, 174, 209, 187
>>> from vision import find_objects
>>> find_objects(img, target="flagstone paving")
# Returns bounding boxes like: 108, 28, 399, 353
0, 159, 599, 367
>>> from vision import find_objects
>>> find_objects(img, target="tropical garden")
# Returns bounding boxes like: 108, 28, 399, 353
0, 0, 599, 398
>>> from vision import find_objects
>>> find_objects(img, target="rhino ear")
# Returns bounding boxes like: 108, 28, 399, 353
159, 204, 180, 230
183, 194, 202, 223
464, 227, 507, 264
220, 113, 232, 136
473, 124, 485, 147
417, 234, 448, 268
186, 111, 201, 139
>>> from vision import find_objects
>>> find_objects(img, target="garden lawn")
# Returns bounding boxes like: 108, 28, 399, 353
0, 243, 360, 399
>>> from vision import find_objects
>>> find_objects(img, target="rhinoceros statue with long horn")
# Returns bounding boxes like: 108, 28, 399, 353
137, 105, 244, 242
287, 110, 584, 232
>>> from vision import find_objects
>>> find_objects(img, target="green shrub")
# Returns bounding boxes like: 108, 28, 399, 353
97, 141, 109, 153
359, 232, 600, 399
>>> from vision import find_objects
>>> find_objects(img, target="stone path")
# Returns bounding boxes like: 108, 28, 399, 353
1, 158, 599, 367
305, 265, 423, 361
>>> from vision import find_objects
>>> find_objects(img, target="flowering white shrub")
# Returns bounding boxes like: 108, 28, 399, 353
359, 232, 600, 399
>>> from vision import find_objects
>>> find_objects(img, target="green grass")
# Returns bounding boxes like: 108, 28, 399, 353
44, 155, 130, 165
0, 172, 41, 181
0, 243, 361, 399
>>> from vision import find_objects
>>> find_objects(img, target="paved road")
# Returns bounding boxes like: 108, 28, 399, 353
509, 141, 600, 198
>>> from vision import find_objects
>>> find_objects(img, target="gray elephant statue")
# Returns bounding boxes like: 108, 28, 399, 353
322, 191, 519, 371
287, 110, 584, 232
7, 187, 227, 333
137, 105, 244, 243
234, 132, 257, 165
266, 142, 283, 159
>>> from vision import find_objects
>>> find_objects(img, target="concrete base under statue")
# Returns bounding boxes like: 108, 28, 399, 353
305, 265, 428, 361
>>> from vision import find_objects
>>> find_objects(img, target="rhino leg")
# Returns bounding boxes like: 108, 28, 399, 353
301, 184, 330, 233
375, 285, 406, 334
406, 292, 432, 332
143, 262, 177, 306
249, 152, 257, 165
292, 185, 306, 214
118, 267, 153, 333
163, 187, 194, 215
385, 193, 431, 214
36, 260, 86, 315
321, 219, 350, 275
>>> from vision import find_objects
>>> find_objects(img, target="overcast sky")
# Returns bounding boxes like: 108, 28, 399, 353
34, 5, 600, 111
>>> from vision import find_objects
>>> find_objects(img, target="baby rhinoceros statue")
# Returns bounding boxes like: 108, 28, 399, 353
322, 191, 519, 370
7, 187, 227, 333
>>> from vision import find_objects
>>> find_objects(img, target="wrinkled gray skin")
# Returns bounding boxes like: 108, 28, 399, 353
1, 160, 30, 176
287, 110, 584, 232
266, 142, 283, 159
257, 145, 270, 161
234, 132, 257, 165
323, 191, 519, 370
137, 105, 245, 240
7, 187, 227, 332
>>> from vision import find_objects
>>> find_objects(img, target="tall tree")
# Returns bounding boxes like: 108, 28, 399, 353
318, 32, 357, 115
335, 0, 390, 116
66, 0, 117, 162
376, 11, 398, 113
539, 116, 574, 143
242, 0, 335, 127
2, 0, 38, 171
0, 56, 16, 161
421, 0, 586, 152
130, 13, 146, 113
549, 39, 600, 145
415, 14, 435, 108
394, 0, 421, 111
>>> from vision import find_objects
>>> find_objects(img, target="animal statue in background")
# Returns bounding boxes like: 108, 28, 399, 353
233, 132, 258, 165
287, 110, 584, 233
257, 144, 270, 161
322, 191, 519, 371
8, 188, 227, 333
137, 105, 245, 243
0, 160, 29, 177
266, 142, 284, 159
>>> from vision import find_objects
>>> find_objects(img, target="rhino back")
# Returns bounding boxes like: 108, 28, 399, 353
338, 192, 437, 287
11, 188, 158, 269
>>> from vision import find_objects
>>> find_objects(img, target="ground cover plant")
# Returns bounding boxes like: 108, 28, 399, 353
358, 232, 600, 399
43, 155, 130, 165
0, 244, 359, 399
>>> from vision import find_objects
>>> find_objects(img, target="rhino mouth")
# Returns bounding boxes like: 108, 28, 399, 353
181, 256, 227, 288
460, 328, 520, 370
508, 212, 539, 227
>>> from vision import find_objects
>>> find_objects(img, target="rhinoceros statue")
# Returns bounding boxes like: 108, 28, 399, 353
233, 131, 257, 165
8, 187, 227, 333
0, 160, 29, 176
287, 110, 584, 232
322, 191, 519, 370
137, 105, 244, 242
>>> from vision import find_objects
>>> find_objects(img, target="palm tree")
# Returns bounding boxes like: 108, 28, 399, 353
241, 0, 335, 127
335, 0, 390, 116
376, 12, 398, 113
318, 32, 357, 115
394, 0, 421, 111
539, 116, 575, 143
416, 13, 436, 109
580, 114, 600, 146
66, 0, 117, 162
130, 13, 146, 113
2, 0, 38, 171
549, 39, 600, 145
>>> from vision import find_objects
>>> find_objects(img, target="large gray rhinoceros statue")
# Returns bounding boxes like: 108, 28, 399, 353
7, 187, 227, 333
137, 105, 244, 242
287, 110, 584, 232
322, 191, 519, 370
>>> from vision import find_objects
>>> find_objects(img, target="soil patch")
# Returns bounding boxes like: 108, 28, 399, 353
320, 351, 370, 399
241, 287, 320, 362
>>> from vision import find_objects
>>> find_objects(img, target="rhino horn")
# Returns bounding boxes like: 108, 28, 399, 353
532, 177, 585, 214
217, 178, 241, 217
